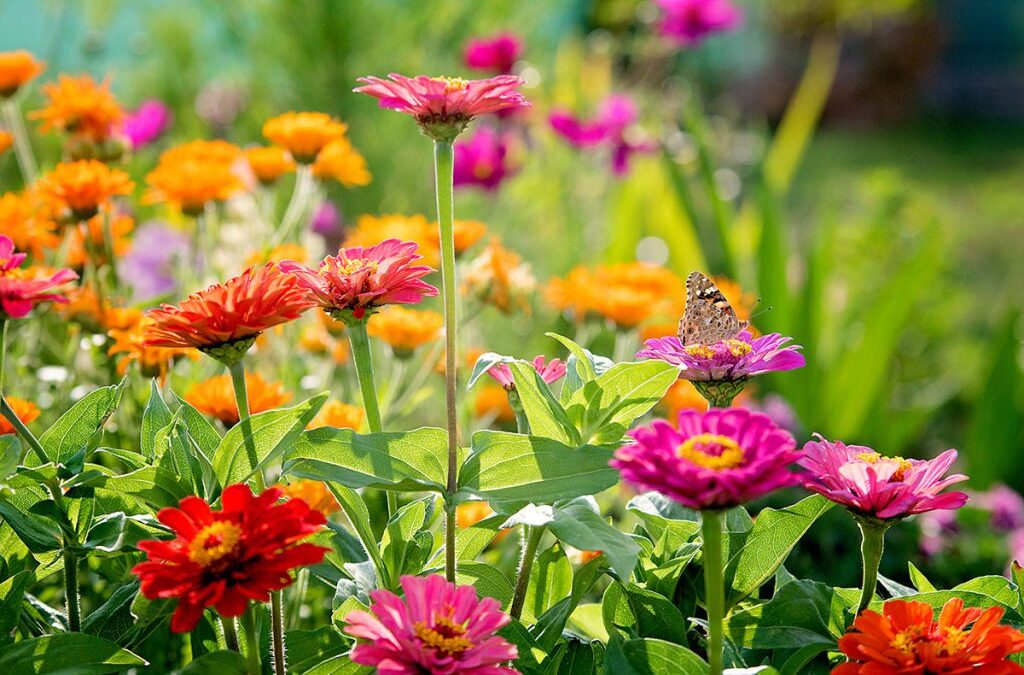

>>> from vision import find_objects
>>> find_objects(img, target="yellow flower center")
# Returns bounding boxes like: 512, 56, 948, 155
413, 610, 475, 656
724, 339, 752, 356
336, 258, 378, 276
940, 626, 966, 654
685, 345, 715, 359
683, 339, 751, 359
188, 520, 242, 566
856, 452, 913, 481
890, 629, 918, 655
433, 76, 469, 94
677, 433, 746, 470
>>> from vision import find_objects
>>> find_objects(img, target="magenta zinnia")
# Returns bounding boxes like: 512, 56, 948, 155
612, 408, 801, 510
0, 235, 77, 319
799, 437, 969, 520
488, 355, 566, 390
638, 330, 805, 382
280, 238, 438, 322
343, 574, 518, 675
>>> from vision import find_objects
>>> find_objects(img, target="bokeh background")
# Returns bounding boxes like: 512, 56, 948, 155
2, 0, 1023, 588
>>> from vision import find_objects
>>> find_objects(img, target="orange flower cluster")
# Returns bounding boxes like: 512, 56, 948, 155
312, 136, 372, 187
245, 146, 295, 185
546, 262, 685, 329
278, 480, 340, 516
0, 192, 59, 259
474, 384, 515, 424
0, 50, 45, 97
145, 140, 245, 215
262, 112, 347, 164
343, 214, 487, 268
36, 160, 134, 221
32, 74, 123, 141
0, 131, 11, 156
0, 397, 41, 435
461, 238, 535, 314
185, 371, 291, 426
66, 213, 134, 269
367, 306, 443, 358
309, 400, 364, 431
108, 316, 197, 381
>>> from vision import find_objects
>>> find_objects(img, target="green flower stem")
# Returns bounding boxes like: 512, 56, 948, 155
222, 616, 240, 653
239, 605, 262, 673
509, 525, 544, 621
701, 510, 725, 675
227, 360, 265, 492
855, 517, 890, 614
433, 139, 459, 583
0, 396, 47, 465
270, 164, 313, 248
270, 588, 286, 675
63, 548, 80, 631
346, 319, 397, 517
508, 389, 529, 435
2, 99, 38, 184
0, 318, 7, 394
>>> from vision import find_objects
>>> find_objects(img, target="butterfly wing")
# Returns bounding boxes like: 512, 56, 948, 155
678, 271, 746, 346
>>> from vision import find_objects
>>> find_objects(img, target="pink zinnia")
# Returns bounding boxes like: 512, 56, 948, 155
354, 74, 528, 141
655, 0, 743, 47
0, 235, 77, 319
638, 330, 805, 382
799, 437, 969, 520
488, 355, 567, 390
343, 574, 518, 675
123, 99, 172, 149
464, 33, 523, 75
549, 94, 654, 175
612, 408, 802, 510
280, 239, 438, 322
453, 127, 518, 192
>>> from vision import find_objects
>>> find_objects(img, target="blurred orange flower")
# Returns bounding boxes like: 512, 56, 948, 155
67, 213, 134, 268
0, 397, 40, 435
0, 131, 11, 156
32, 74, 123, 141
312, 137, 372, 187
0, 192, 59, 259
263, 112, 347, 164
474, 384, 515, 424
367, 306, 443, 358
278, 480, 339, 516
145, 140, 244, 215
37, 160, 134, 221
456, 501, 495, 529
461, 238, 535, 314
0, 50, 45, 97
309, 400, 364, 431
185, 371, 291, 426
343, 214, 437, 267
245, 146, 295, 185
245, 243, 306, 267
546, 262, 684, 328
55, 286, 140, 333
108, 316, 197, 381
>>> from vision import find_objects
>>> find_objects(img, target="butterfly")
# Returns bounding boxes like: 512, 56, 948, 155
678, 271, 749, 347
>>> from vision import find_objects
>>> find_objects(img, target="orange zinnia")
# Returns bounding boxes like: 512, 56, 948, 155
309, 400, 364, 431
263, 112, 348, 163
278, 480, 339, 516
32, 74, 123, 141
474, 384, 516, 425
144, 263, 315, 363
0, 50, 45, 98
55, 286, 139, 333
461, 238, 535, 315
67, 213, 134, 268
37, 160, 134, 221
312, 136, 371, 187
0, 131, 11, 156
145, 140, 244, 215
366, 306, 443, 358
0, 397, 40, 435
108, 316, 197, 381
245, 146, 295, 185
343, 214, 437, 267
547, 262, 684, 328
456, 501, 495, 529
185, 371, 291, 426
0, 192, 59, 259
836, 598, 1024, 674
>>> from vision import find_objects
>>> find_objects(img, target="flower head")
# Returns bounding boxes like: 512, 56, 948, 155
799, 438, 969, 521
32, 74, 123, 141
639, 331, 805, 382
145, 140, 245, 215
37, 160, 134, 221
461, 238, 535, 314
123, 99, 172, 149
475, 384, 516, 425
368, 306, 443, 359
344, 574, 518, 675
312, 137, 372, 187
0, 192, 60, 259
144, 263, 314, 362
488, 355, 566, 390
185, 372, 291, 426
263, 112, 348, 164
0, 50, 45, 97
67, 213, 134, 268
453, 126, 519, 191
978, 485, 1024, 532
311, 202, 342, 238
835, 598, 1024, 675
547, 262, 683, 327
612, 408, 801, 510
355, 73, 528, 141
550, 94, 654, 175
0, 236, 77, 318
133, 484, 328, 633
278, 481, 339, 517
309, 399, 364, 431
0, 131, 10, 156
654, 0, 743, 48
280, 239, 437, 323
0, 397, 40, 435
245, 146, 295, 185
108, 316, 197, 381
464, 33, 523, 75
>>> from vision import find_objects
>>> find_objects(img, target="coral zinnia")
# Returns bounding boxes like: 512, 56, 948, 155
367, 306, 443, 358
835, 598, 1024, 674
132, 483, 328, 633
144, 263, 314, 363
487, 355, 566, 390
612, 408, 801, 510
311, 137, 372, 187
0, 50, 45, 98
280, 239, 437, 323
343, 574, 518, 675
0, 397, 40, 435
263, 112, 348, 164
184, 371, 291, 426
0, 235, 77, 318
799, 438, 969, 521
355, 73, 528, 141
37, 160, 134, 221
32, 74, 123, 141
245, 146, 295, 185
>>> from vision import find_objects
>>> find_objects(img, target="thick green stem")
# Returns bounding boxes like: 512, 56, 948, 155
63, 548, 80, 631
433, 139, 459, 583
222, 616, 240, 653
701, 510, 725, 675
509, 525, 544, 621
3, 99, 38, 184
1, 396, 48, 464
239, 607, 261, 674
855, 517, 889, 614
228, 361, 266, 492
270, 590, 286, 675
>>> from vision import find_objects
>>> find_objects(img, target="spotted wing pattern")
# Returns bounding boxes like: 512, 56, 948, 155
678, 271, 748, 346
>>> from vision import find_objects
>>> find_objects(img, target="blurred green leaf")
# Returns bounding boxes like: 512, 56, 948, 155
0, 633, 146, 673
604, 637, 707, 675
37, 380, 125, 466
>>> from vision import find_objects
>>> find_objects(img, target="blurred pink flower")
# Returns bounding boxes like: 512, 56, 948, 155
549, 94, 654, 175
0, 235, 77, 318
280, 239, 438, 322
743, 393, 801, 434
655, 0, 743, 47
612, 408, 802, 510
977, 484, 1024, 532
311, 201, 342, 238
638, 330, 805, 382
453, 127, 518, 191
918, 509, 958, 557
799, 438, 969, 520
464, 32, 523, 75
123, 99, 172, 149
488, 355, 566, 390
343, 574, 518, 675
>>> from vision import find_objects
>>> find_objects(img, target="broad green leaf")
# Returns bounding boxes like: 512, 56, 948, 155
214, 393, 326, 486
99, 465, 192, 511
0, 570, 32, 641
285, 426, 448, 492
285, 627, 348, 672
456, 513, 507, 561
542, 638, 604, 675
38, 380, 125, 465
179, 650, 248, 674
457, 561, 514, 610
326, 483, 387, 585
725, 579, 848, 649
533, 557, 608, 651
547, 332, 597, 404
568, 360, 678, 444
140, 381, 172, 461
0, 633, 146, 673
510, 361, 580, 445
81, 581, 139, 644
546, 498, 640, 580
0, 499, 62, 553
173, 394, 222, 459
908, 562, 937, 593
304, 656, 374, 675
0, 434, 20, 482
602, 582, 687, 645
459, 431, 618, 504
381, 499, 435, 587
524, 543, 573, 623
604, 637, 707, 675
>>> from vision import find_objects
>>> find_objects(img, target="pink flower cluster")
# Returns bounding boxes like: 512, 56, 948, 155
464, 33, 523, 75
488, 355, 566, 390
654, 0, 743, 47
454, 127, 519, 192
0, 235, 77, 319
549, 94, 654, 175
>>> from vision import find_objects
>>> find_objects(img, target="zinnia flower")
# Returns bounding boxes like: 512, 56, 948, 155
32, 74, 123, 141
978, 485, 1024, 532
461, 238, 535, 314
311, 202, 342, 238
280, 238, 437, 323
488, 355, 566, 390
612, 408, 801, 510
0, 192, 60, 259
355, 73, 528, 141
108, 316, 197, 381
547, 262, 683, 326
367, 306, 443, 359
453, 127, 519, 191
185, 371, 290, 426
67, 212, 134, 268
122, 99, 172, 149
654, 0, 743, 48
464, 33, 523, 75
0, 397, 40, 435
312, 137, 372, 187
145, 140, 245, 215
309, 399, 364, 431
0, 131, 11, 156
36, 160, 134, 221
475, 384, 517, 425
799, 438, 969, 521
638, 330, 805, 382
245, 146, 295, 185
0, 235, 77, 318
263, 112, 348, 164
549, 94, 654, 175
835, 598, 1024, 675
0, 50, 45, 98
278, 480, 339, 517
343, 574, 518, 675
144, 263, 314, 363
132, 483, 329, 633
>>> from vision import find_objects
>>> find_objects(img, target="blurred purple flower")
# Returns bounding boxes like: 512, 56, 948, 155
123, 100, 172, 149
454, 127, 518, 191
918, 509, 958, 557
978, 484, 1024, 532
549, 94, 655, 175
464, 32, 523, 75
744, 393, 801, 434
311, 202, 342, 238
655, 0, 743, 47
120, 223, 190, 301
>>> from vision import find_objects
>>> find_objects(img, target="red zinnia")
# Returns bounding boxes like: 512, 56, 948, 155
132, 484, 329, 633
0, 235, 77, 319
836, 597, 1024, 674
144, 263, 314, 361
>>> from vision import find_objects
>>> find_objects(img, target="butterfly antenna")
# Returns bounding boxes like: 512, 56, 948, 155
749, 297, 774, 319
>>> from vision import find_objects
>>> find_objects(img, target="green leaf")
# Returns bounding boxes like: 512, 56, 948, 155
457, 561, 514, 610
173, 394, 222, 459
140, 381, 172, 461
546, 332, 598, 404
325, 484, 387, 585
0, 570, 32, 642
179, 650, 249, 674
81, 581, 139, 643
605, 637, 707, 675
509, 361, 580, 445
285, 426, 449, 492
304, 656, 374, 675
523, 543, 573, 623
568, 360, 678, 444
214, 393, 326, 486
533, 557, 608, 651
0, 499, 62, 553
725, 579, 848, 649
380, 499, 435, 587
602, 582, 687, 645
908, 562, 937, 593
99, 465, 193, 511
459, 431, 618, 504
542, 638, 604, 675
285, 627, 348, 672
0, 633, 146, 673
456, 513, 506, 561
0, 434, 20, 482
546, 498, 640, 580
38, 381, 125, 465
467, 351, 510, 390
